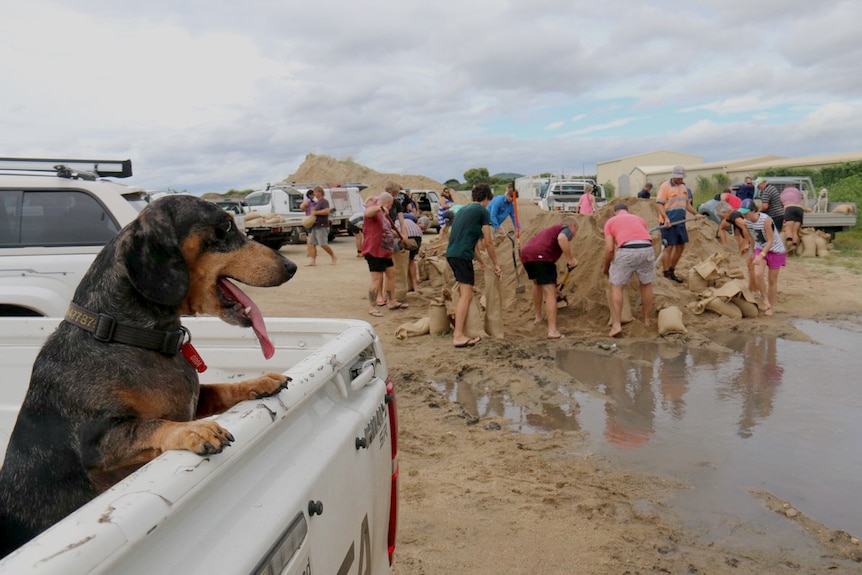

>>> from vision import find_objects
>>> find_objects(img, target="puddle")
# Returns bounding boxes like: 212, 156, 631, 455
434, 318, 862, 550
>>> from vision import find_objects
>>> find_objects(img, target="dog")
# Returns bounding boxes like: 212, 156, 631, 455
0, 195, 297, 556
812, 188, 829, 213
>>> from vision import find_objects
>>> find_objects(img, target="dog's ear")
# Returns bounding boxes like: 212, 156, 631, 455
122, 206, 190, 306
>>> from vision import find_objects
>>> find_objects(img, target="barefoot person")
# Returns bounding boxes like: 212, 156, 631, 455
737, 198, 786, 316
603, 203, 656, 337
446, 183, 501, 348
519, 216, 579, 339
307, 186, 337, 266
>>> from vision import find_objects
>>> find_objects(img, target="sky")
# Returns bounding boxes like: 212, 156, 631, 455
2, 0, 862, 195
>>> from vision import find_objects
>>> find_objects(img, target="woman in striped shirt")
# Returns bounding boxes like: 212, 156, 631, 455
735, 199, 786, 316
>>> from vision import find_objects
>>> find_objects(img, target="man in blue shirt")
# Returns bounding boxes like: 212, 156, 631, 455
487, 184, 518, 236
736, 176, 755, 202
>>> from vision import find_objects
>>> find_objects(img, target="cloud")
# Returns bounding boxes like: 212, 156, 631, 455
1, 0, 861, 192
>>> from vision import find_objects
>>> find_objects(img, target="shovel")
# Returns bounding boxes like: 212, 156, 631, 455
556, 263, 576, 307
507, 231, 525, 293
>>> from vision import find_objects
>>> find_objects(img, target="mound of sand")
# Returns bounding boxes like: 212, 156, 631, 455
284, 154, 449, 200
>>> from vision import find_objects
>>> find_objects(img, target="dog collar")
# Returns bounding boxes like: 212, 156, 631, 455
64, 302, 186, 356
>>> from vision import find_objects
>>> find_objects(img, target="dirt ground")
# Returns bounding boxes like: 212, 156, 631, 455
242, 156, 862, 574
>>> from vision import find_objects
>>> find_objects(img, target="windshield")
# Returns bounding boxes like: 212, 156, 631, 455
245, 192, 271, 206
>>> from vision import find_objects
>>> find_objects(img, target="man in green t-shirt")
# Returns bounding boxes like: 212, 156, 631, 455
446, 183, 502, 348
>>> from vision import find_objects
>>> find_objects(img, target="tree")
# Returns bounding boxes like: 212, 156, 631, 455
463, 168, 490, 189
444, 179, 461, 189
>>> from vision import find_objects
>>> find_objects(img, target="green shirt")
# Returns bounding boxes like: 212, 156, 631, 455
446, 203, 490, 260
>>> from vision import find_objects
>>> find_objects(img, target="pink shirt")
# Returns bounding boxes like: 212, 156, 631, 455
603, 211, 652, 248
577, 193, 596, 215
780, 186, 804, 208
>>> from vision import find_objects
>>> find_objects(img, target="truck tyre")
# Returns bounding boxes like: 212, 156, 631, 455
290, 227, 302, 245
263, 240, 285, 251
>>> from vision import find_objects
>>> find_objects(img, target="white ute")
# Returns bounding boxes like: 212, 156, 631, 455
0, 158, 399, 573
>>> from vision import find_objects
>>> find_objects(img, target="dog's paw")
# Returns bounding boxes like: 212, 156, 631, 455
247, 372, 290, 399
180, 420, 235, 456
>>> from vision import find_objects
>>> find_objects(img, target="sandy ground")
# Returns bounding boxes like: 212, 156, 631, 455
235, 155, 862, 573
243, 200, 862, 574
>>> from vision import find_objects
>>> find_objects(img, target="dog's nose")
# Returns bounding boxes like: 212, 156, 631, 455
283, 259, 298, 280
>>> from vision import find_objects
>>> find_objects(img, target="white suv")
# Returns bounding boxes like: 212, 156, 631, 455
0, 158, 144, 316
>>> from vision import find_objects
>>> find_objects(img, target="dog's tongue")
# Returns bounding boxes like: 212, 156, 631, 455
218, 278, 275, 359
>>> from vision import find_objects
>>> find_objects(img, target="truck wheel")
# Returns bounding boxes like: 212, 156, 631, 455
290, 227, 302, 245
263, 240, 285, 251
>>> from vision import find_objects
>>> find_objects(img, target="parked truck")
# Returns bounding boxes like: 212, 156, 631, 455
0, 316, 399, 574
734, 176, 858, 237
243, 184, 364, 250
537, 179, 607, 213
0, 158, 399, 573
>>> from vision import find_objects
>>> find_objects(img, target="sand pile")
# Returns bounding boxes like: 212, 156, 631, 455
283, 154, 449, 200
417, 197, 749, 338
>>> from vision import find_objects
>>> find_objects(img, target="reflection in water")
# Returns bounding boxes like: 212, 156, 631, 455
435, 321, 861, 544
714, 334, 785, 438
431, 380, 579, 433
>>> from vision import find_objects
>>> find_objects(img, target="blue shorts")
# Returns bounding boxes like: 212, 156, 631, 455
660, 223, 689, 246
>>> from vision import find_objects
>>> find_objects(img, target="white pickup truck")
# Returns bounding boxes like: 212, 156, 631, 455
537, 179, 607, 213
0, 316, 399, 574
0, 158, 398, 573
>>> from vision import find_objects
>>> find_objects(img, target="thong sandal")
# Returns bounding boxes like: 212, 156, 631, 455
388, 302, 409, 310
454, 337, 481, 348
368, 309, 383, 317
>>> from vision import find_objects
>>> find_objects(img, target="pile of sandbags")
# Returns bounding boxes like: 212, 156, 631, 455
243, 213, 286, 225
686, 252, 746, 293
796, 228, 832, 258
686, 279, 760, 319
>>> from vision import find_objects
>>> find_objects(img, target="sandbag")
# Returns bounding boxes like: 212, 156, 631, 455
814, 235, 830, 257
831, 204, 856, 214
687, 268, 709, 293
606, 285, 634, 326
657, 306, 687, 335
422, 256, 449, 288
302, 214, 316, 229
451, 282, 488, 339
483, 266, 505, 339
731, 296, 759, 318
705, 297, 742, 319
800, 234, 817, 258
395, 317, 431, 340
393, 250, 410, 302
429, 300, 451, 335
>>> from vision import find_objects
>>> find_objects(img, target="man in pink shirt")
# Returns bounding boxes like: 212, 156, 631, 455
603, 203, 656, 337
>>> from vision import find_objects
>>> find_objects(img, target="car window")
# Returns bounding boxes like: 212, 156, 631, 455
245, 192, 271, 206
1, 189, 119, 247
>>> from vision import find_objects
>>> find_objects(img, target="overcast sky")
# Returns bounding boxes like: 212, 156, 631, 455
3, 0, 861, 194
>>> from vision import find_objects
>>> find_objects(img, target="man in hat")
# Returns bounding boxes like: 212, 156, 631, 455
655, 165, 703, 283
603, 203, 656, 338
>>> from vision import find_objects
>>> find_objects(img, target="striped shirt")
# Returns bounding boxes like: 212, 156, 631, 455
744, 212, 786, 254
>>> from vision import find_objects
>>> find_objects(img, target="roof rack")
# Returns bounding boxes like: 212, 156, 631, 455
0, 157, 133, 179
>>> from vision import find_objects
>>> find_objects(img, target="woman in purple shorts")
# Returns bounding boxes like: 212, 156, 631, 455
737, 199, 786, 316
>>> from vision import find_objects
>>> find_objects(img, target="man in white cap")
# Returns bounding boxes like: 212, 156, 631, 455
655, 165, 702, 283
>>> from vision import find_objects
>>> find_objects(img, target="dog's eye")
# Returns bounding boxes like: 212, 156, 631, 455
215, 220, 232, 239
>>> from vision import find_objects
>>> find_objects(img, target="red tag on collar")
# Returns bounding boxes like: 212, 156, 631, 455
181, 341, 207, 373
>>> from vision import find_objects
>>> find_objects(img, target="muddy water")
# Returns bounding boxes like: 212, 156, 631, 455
435, 318, 862, 549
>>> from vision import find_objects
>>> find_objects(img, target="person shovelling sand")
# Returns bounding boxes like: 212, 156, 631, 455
519, 216, 579, 339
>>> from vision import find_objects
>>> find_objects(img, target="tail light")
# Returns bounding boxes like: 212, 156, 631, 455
385, 378, 399, 565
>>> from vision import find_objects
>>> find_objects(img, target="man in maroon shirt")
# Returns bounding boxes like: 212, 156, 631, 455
520, 216, 579, 339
